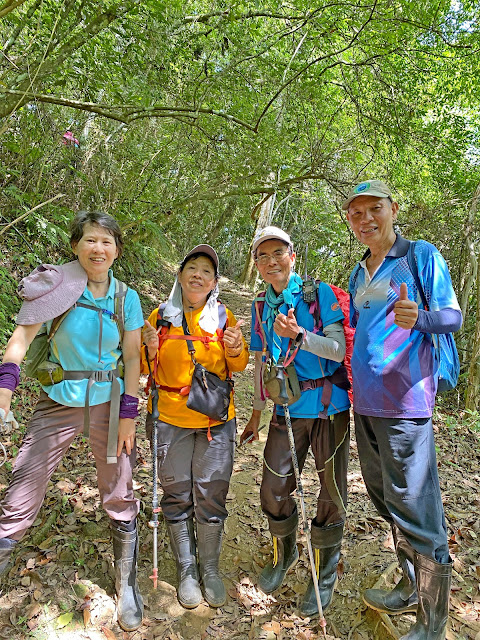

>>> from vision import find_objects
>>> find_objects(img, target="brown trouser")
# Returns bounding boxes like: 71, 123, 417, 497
260, 410, 350, 526
0, 392, 139, 541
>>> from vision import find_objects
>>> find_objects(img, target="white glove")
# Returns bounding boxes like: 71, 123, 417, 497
0, 408, 18, 434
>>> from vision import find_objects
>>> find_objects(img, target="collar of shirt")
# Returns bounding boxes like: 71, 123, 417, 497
358, 234, 410, 285
359, 233, 410, 262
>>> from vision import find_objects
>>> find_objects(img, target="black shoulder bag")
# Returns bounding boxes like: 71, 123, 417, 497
182, 315, 233, 422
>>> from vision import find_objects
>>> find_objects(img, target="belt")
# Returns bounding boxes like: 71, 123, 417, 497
63, 368, 122, 464
158, 384, 190, 396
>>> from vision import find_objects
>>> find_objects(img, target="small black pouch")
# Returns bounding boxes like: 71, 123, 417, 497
182, 315, 233, 422
187, 362, 233, 421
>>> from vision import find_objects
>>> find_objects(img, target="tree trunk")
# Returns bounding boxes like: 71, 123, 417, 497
240, 175, 276, 286
465, 260, 480, 411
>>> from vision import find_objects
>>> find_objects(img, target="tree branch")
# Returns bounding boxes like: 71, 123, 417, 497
254, 0, 379, 130
0, 88, 258, 130
0, 193, 66, 237
0, 0, 27, 19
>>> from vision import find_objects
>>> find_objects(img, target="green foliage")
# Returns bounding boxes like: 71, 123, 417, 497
0, 265, 19, 348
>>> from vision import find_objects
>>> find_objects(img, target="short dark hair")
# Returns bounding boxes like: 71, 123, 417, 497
70, 211, 124, 258
179, 252, 219, 278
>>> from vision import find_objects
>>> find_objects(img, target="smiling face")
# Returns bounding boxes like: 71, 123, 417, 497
346, 195, 398, 253
178, 255, 217, 306
255, 239, 295, 294
72, 222, 119, 282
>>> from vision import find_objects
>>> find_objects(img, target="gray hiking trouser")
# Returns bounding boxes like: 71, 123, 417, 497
0, 392, 139, 541
260, 411, 350, 526
146, 416, 236, 524
354, 413, 449, 563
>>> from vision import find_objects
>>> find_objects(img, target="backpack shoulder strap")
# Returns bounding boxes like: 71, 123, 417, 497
406, 242, 429, 310
156, 302, 170, 330
48, 308, 73, 341
253, 291, 267, 352
350, 263, 362, 294
308, 280, 322, 331
114, 279, 128, 342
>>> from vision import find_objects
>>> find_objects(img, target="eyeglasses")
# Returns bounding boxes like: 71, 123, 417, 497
255, 249, 291, 265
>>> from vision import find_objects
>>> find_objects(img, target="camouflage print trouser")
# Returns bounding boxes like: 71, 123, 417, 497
260, 410, 350, 526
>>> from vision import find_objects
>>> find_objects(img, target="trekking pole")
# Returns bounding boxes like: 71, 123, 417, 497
146, 356, 160, 589
276, 365, 328, 638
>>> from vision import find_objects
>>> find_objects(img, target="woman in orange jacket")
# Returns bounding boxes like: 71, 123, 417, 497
142, 244, 248, 610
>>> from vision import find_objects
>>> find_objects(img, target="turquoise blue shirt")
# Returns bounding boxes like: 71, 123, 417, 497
251, 279, 350, 418
42, 271, 144, 407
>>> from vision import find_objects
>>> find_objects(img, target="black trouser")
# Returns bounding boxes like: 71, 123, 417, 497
260, 411, 350, 526
354, 413, 449, 562
146, 416, 236, 524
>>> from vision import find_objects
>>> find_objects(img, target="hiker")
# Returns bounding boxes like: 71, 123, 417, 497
0, 211, 144, 632
142, 244, 248, 609
344, 180, 462, 639
240, 226, 351, 617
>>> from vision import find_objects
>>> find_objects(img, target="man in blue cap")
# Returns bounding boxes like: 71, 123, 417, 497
344, 180, 462, 639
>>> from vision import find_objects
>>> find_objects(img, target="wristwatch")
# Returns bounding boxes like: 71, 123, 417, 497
292, 328, 306, 348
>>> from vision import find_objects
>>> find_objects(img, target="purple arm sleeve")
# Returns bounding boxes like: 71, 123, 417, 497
0, 363, 21, 392
413, 308, 462, 334
119, 393, 139, 419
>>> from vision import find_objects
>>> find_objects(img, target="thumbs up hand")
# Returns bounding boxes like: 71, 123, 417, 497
274, 307, 301, 338
394, 283, 419, 329
223, 319, 245, 356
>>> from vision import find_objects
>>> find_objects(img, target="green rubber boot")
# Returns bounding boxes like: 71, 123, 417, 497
258, 509, 299, 594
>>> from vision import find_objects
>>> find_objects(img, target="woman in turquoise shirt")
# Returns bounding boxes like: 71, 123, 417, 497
0, 211, 144, 631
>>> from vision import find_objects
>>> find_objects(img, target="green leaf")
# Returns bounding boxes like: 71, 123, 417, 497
56, 612, 74, 629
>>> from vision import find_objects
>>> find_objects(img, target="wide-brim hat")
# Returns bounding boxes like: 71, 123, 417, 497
341, 179, 393, 210
16, 260, 88, 325
182, 244, 219, 270
251, 226, 292, 255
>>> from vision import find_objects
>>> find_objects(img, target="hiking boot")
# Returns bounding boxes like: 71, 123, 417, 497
299, 521, 343, 617
400, 552, 451, 639
258, 509, 299, 594
111, 521, 144, 631
197, 522, 226, 608
166, 519, 202, 609
0, 538, 16, 577
364, 525, 418, 615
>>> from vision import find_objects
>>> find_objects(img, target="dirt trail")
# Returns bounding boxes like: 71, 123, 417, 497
0, 276, 479, 639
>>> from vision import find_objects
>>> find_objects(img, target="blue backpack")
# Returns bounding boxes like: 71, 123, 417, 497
406, 242, 460, 393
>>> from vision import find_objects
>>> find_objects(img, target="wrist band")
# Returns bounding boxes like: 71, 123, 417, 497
119, 393, 139, 419
0, 362, 21, 392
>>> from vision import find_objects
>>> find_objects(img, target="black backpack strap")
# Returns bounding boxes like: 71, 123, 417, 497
156, 302, 170, 329
350, 263, 362, 297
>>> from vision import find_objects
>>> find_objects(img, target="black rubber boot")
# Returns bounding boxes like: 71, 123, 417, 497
196, 522, 226, 608
111, 522, 144, 631
258, 509, 299, 594
166, 519, 202, 609
0, 538, 16, 577
400, 553, 452, 640
364, 525, 418, 615
299, 521, 344, 617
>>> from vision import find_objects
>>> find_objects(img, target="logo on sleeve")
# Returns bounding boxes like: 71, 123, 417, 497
331, 302, 340, 311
